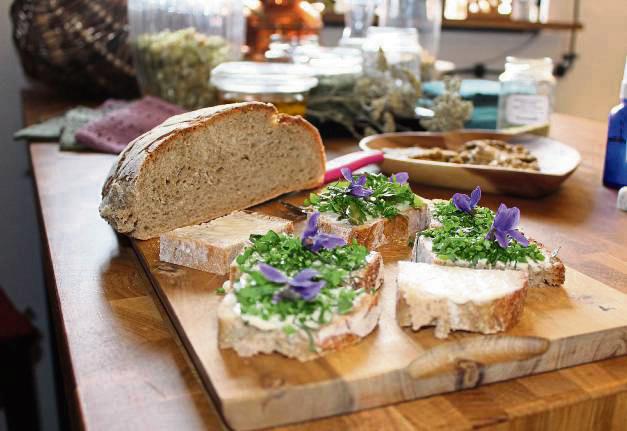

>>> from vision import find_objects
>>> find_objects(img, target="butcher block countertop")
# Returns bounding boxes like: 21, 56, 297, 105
24, 89, 627, 430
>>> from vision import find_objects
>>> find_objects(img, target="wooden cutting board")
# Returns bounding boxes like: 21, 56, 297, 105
132, 197, 627, 431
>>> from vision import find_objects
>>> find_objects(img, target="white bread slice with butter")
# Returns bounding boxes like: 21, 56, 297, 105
397, 261, 528, 339
413, 235, 564, 289
218, 252, 384, 361
413, 200, 565, 288
316, 205, 430, 250
159, 211, 293, 274
100, 102, 325, 239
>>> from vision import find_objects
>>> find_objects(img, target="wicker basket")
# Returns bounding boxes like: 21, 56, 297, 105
10, 0, 139, 98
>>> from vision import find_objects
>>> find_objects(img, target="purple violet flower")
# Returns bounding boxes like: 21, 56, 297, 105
452, 186, 481, 214
388, 172, 409, 184
485, 203, 529, 249
302, 212, 347, 253
341, 167, 373, 198
258, 263, 325, 303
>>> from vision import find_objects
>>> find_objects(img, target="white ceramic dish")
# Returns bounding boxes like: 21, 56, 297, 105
359, 131, 581, 198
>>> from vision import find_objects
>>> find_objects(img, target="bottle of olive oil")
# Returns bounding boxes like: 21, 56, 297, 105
603, 58, 627, 189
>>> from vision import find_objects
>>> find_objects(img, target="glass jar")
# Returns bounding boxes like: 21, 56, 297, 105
362, 27, 422, 79
210, 62, 318, 116
246, 0, 322, 61
338, 0, 377, 49
497, 57, 556, 129
292, 46, 363, 80
378, 0, 442, 65
127, 0, 245, 109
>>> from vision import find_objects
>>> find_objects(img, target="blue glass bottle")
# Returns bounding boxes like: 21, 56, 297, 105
603, 59, 627, 189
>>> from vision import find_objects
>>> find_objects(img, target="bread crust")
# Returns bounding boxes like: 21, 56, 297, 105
397, 264, 528, 339
159, 212, 294, 274
219, 252, 384, 361
315, 205, 430, 250
99, 102, 326, 239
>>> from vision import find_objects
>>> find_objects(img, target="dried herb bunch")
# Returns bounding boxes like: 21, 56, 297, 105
133, 28, 230, 109
306, 49, 421, 138
420, 77, 473, 132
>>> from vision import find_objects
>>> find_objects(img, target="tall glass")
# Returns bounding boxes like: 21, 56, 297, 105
378, 0, 442, 61
362, 27, 422, 78
339, 0, 377, 48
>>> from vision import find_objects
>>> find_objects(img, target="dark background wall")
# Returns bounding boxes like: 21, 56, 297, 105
0, 1, 60, 430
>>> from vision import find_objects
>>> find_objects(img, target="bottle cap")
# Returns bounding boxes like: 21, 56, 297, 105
621, 56, 627, 100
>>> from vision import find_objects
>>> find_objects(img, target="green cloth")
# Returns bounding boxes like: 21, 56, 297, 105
13, 103, 127, 151
58, 107, 105, 151
13, 116, 66, 141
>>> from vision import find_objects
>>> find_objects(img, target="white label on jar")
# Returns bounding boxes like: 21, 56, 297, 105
505, 94, 550, 125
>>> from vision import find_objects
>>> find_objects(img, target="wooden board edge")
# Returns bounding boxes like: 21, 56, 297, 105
131, 240, 232, 431
218, 328, 627, 430
131, 238, 627, 430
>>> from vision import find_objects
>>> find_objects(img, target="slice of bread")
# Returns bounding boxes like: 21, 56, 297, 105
316, 205, 430, 250
100, 102, 325, 239
413, 200, 565, 288
218, 252, 384, 361
397, 261, 528, 339
413, 235, 564, 289
159, 211, 293, 274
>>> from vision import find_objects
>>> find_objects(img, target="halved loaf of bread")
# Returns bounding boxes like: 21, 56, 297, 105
159, 211, 293, 274
397, 261, 528, 339
100, 102, 325, 239
413, 200, 565, 288
316, 205, 430, 250
218, 252, 384, 361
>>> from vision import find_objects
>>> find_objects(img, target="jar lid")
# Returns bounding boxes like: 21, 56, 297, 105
505, 56, 553, 74
211, 62, 319, 94
506, 56, 553, 65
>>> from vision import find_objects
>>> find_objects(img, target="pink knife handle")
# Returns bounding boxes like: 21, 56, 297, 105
323, 150, 384, 184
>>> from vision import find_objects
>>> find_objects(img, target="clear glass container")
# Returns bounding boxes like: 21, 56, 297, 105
444, 0, 468, 20
210, 62, 318, 116
128, 0, 245, 109
338, 0, 377, 49
497, 57, 556, 129
292, 46, 363, 78
377, 0, 442, 63
246, 0, 322, 61
362, 27, 422, 79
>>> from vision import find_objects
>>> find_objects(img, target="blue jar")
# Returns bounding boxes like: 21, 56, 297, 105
603, 59, 627, 189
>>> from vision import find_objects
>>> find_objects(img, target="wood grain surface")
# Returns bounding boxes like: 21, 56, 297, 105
25, 89, 627, 430
132, 200, 627, 430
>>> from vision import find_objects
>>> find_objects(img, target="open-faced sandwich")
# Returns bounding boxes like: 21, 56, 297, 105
412, 187, 565, 288
304, 168, 429, 249
397, 261, 528, 339
399, 186, 564, 339
218, 212, 384, 361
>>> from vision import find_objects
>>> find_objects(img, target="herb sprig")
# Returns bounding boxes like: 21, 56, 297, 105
305, 172, 424, 225
233, 231, 369, 329
422, 201, 545, 265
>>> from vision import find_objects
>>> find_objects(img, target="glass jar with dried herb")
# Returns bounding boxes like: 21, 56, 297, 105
128, 0, 245, 109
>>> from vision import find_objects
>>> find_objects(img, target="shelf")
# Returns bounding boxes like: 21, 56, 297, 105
442, 17, 583, 31
322, 13, 583, 32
